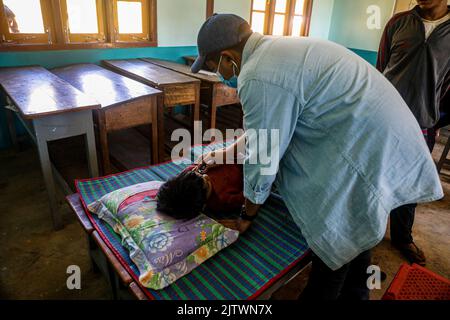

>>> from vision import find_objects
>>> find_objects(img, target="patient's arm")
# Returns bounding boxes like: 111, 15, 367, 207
218, 219, 240, 231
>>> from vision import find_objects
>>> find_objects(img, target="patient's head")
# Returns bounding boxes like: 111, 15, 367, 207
156, 169, 212, 219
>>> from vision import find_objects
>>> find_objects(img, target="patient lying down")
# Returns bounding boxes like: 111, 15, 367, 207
156, 163, 244, 230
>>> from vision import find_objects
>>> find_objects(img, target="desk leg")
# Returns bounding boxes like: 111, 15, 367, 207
210, 87, 218, 130
5, 108, 19, 151
96, 112, 111, 175
33, 110, 99, 230
151, 96, 162, 164
35, 128, 63, 230
157, 100, 166, 162
83, 112, 99, 178
192, 83, 201, 129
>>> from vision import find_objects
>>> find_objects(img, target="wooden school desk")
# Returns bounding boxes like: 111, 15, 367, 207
0, 66, 100, 230
52, 64, 164, 174
101, 59, 201, 158
141, 58, 240, 129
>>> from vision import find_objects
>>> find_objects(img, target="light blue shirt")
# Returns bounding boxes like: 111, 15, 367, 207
239, 33, 443, 270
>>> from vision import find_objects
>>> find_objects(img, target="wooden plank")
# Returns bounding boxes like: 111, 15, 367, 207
65, 194, 94, 234
141, 58, 221, 83
0, 66, 100, 119
103, 96, 156, 132
92, 231, 133, 286
51, 63, 162, 109
128, 282, 149, 300
102, 59, 200, 87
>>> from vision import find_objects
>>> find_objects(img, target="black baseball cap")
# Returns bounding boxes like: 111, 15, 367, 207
191, 14, 253, 73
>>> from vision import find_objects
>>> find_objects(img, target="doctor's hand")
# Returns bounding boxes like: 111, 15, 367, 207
195, 149, 226, 170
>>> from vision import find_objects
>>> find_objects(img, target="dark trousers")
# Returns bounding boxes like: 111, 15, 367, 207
390, 203, 416, 245
299, 250, 371, 300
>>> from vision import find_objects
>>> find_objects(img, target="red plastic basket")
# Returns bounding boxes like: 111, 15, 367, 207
382, 263, 450, 300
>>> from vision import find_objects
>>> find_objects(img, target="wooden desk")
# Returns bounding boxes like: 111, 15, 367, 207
102, 59, 201, 158
183, 55, 197, 67
141, 58, 240, 129
0, 66, 100, 230
52, 64, 163, 174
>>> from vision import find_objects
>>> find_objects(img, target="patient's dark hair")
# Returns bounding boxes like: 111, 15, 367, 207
156, 171, 207, 220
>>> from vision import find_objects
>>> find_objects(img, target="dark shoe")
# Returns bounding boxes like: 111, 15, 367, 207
393, 242, 426, 266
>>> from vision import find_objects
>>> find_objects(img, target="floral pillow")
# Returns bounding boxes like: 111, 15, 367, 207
87, 181, 239, 290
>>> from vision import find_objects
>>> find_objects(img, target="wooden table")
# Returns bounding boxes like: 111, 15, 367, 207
142, 58, 240, 129
102, 59, 201, 158
0, 66, 100, 230
51, 64, 163, 174
183, 56, 197, 67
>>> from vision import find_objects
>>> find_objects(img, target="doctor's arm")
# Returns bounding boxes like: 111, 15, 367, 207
238, 79, 300, 232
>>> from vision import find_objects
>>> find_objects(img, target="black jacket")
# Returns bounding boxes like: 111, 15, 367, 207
377, 6, 450, 128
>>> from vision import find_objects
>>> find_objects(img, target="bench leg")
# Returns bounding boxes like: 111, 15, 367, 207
151, 96, 162, 164
35, 129, 63, 230
157, 101, 166, 162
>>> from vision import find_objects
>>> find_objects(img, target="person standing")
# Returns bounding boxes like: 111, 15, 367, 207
377, 0, 449, 266
191, 14, 443, 300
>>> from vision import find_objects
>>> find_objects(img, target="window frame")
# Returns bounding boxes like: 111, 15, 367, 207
60, 0, 106, 43
0, 0, 55, 44
0, 0, 157, 51
112, 0, 152, 43
250, 0, 313, 37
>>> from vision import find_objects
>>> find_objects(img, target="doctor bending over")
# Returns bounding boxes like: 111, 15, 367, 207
191, 14, 443, 300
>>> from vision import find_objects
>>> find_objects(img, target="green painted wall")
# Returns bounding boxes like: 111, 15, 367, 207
0, 46, 198, 69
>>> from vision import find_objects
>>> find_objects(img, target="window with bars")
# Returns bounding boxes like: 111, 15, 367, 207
250, 0, 313, 37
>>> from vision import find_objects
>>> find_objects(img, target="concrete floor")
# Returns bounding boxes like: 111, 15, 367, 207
1, 134, 449, 300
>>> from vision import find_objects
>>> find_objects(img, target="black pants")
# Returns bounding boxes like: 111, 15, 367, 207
299, 250, 371, 300
390, 203, 417, 245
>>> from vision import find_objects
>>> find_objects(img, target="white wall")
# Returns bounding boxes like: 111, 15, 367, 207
328, 0, 396, 51
213, 0, 252, 21
157, 0, 206, 46
309, 0, 335, 39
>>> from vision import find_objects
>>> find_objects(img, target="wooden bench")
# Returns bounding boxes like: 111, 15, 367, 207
66, 192, 311, 300
0, 66, 100, 230
141, 58, 240, 129
102, 59, 201, 159
51, 64, 164, 174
